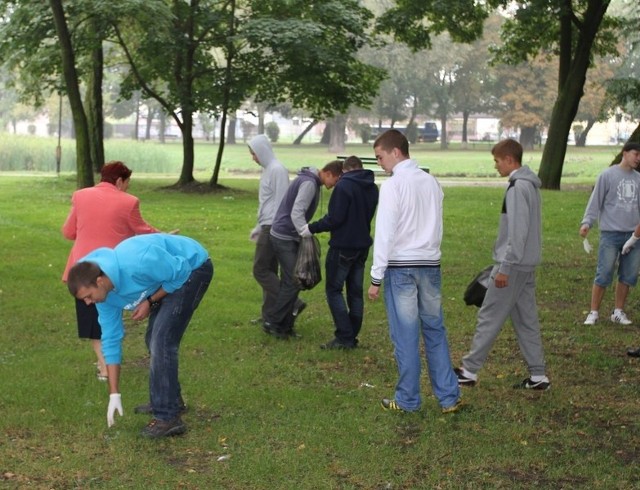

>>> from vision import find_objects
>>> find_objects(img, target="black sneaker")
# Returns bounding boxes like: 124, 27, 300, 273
320, 338, 355, 350
140, 417, 186, 438
380, 398, 406, 412
512, 377, 551, 390
454, 368, 477, 387
263, 321, 294, 340
134, 399, 187, 415
627, 347, 640, 358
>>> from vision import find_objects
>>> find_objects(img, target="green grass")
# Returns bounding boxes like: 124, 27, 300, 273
1, 175, 639, 489
0, 133, 625, 185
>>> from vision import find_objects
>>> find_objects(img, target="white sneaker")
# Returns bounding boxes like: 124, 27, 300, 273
584, 311, 598, 325
611, 310, 632, 325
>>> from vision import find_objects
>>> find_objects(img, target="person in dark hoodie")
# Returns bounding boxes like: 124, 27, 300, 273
455, 139, 551, 391
264, 161, 343, 339
304, 156, 379, 349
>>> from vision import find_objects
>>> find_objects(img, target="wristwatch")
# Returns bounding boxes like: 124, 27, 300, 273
146, 296, 161, 308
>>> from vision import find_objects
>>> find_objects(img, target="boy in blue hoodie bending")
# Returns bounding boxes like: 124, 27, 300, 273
67, 234, 213, 438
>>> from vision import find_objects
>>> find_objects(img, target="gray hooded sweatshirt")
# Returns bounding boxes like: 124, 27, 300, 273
248, 134, 290, 229
494, 165, 542, 275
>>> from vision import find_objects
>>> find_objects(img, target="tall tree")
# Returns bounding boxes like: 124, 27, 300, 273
0, 0, 114, 186
377, 0, 620, 189
243, 0, 384, 155
49, 0, 93, 188
494, 57, 557, 150
496, 1, 616, 189
574, 54, 619, 146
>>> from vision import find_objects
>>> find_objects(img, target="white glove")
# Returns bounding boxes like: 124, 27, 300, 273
300, 224, 312, 237
107, 393, 123, 427
583, 238, 593, 254
622, 234, 639, 255
249, 225, 261, 242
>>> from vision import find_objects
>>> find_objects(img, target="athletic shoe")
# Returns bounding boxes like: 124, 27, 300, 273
512, 377, 551, 390
454, 368, 477, 387
140, 417, 186, 438
320, 338, 356, 350
627, 347, 640, 358
611, 310, 632, 325
441, 399, 463, 414
583, 311, 598, 325
380, 398, 406, 412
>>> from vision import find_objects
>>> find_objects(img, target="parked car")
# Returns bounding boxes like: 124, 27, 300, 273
419, 122, 439, 142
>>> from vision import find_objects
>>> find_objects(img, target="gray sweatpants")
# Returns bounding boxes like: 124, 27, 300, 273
462, 266, 546, 377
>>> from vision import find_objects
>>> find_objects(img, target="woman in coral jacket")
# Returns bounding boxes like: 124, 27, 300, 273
62, 161, 167, 381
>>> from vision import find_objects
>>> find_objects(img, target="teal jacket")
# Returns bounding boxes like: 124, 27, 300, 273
80, 234, 209, 364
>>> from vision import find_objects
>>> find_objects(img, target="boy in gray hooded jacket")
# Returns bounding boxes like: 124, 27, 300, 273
248, 134, 290, 322
455, 139, 550, 391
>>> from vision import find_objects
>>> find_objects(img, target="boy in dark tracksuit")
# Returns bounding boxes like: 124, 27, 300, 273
455, 139, 551, 391
307, 156, 379, 349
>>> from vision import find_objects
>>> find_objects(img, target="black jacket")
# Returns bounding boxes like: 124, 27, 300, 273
309, 169, 379, 249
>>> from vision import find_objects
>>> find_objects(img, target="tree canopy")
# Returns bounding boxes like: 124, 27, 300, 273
377, 0, 620, 189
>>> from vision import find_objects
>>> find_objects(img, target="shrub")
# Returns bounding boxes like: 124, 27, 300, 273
405, 122, 418, 144
265, 121, 280, 143
355, 123, 372, 143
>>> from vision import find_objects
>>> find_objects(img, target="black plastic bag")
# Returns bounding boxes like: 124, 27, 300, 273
294, 236, 322, 290
463, 265, 493, 307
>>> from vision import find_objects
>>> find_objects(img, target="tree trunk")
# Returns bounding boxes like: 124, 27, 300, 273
258, 103, 265, 134
84, 33, 105, 173
210, 0, 235, 188
159, 111, 166, 143
461, 110, 469, 143
227, 116, 237, 144
328, 115, 346, 154
145, 107, 154, 140
537, 0, 610, 189
520, 126, 536, 150
210, 108, 228, 187
49, 0, 93, 188
293, 119, 318, 145
576, 119, 595, 147
177, 110, 195, 185
133, 93, 140, 140
320, 123, 330, 144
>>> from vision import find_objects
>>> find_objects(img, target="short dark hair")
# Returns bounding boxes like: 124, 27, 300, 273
373, 129, 409, 157
67, 261, 103, 296
622, 142, 640, 153
321, 160, 343, 177
492, 139, 523, 164
343, 155, 363, 171
101, 161, 132, 184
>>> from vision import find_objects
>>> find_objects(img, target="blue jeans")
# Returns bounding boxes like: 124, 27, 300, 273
145, 259, 213, 421
383, 267, 460, 411
325, 247, 368, 346
595, 231, 640, 287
